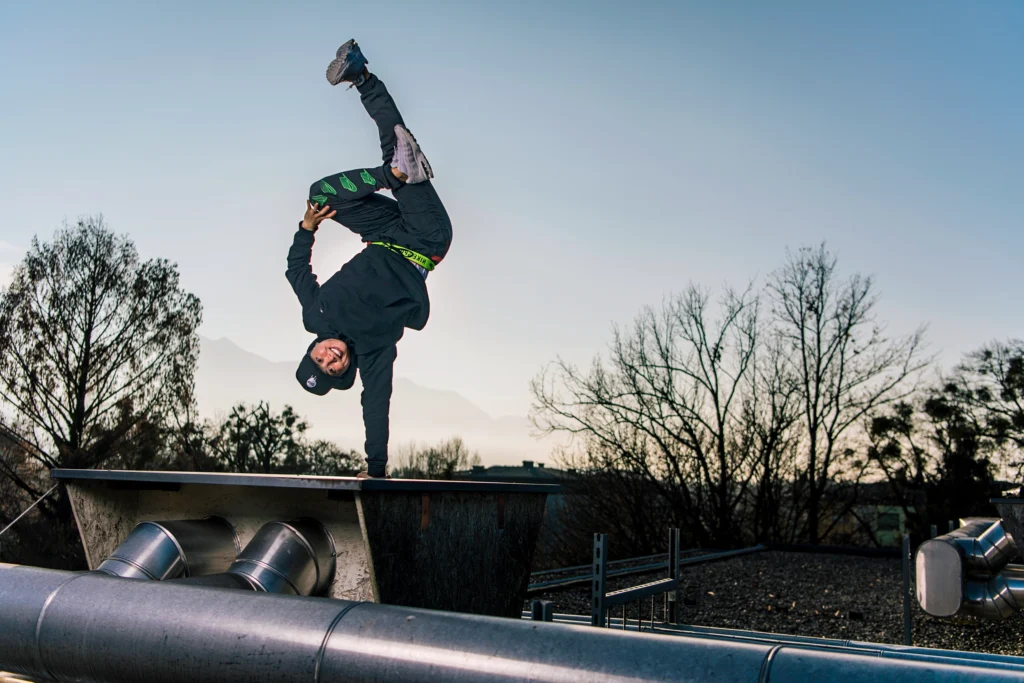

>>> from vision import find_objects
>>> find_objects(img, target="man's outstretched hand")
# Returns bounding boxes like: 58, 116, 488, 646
302, 201, 337, 231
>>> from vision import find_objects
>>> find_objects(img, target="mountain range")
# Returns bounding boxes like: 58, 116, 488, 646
194, 337, 560, 466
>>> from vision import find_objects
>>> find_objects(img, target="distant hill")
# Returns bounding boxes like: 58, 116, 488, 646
194, 336, 559, 465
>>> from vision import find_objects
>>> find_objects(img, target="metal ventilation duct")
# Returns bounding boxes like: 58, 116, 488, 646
917, 518, 1024, 619
92, 516, 336, 598
95, 517, 239, 581
2, 564, 1023, 683
962, 565, 1024, 620
946, 518, 1018, 576
226, 519, 336, 596
916, 537, 964, 617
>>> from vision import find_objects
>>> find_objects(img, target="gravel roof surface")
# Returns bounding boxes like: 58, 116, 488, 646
525, 550, 1024, 656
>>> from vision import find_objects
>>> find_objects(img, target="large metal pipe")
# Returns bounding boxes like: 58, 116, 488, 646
540, 612, 1024, 672
666, 622, 1024, 673
1, 564, 1021, 683
170, 572, 259, 591
659, 620, 1024, 669
95, 517, 239, 580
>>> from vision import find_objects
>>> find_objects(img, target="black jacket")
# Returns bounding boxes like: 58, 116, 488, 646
285, 226, 429, 475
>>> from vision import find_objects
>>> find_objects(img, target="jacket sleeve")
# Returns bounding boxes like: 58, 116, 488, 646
359, 344, 397, 477
285, 226, 320, 309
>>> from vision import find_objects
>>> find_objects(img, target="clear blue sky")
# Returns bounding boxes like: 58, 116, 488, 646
1, 0, 1021, 417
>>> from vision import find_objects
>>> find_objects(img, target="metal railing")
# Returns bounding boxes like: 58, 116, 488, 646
528, 528, 920, 646
592, 529, 682, 629
530, 552, 671, 578
528, 541, 764, 595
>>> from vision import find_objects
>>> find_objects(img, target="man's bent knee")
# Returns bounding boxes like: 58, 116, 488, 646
309, 177, 341, 207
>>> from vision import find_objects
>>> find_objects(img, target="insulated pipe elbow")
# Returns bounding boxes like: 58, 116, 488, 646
95, 517, 239, 581
962, 575, 1023, 620
954, 520, 1018, 576
917, 519, 1021, 619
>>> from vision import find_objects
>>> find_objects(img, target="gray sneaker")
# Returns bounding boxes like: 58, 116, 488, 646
326, 39, 368, 86
390, 124, 434, 184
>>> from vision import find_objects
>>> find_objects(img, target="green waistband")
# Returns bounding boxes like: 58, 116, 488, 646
369, 242, 435, 271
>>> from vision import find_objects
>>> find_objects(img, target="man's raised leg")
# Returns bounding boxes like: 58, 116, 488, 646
318, 40, 443, 247
327, 40, 406, 169
352, 70, 448, 258
355, 73, 406, 169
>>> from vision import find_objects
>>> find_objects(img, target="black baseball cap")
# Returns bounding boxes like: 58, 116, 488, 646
296, 338, 357, 395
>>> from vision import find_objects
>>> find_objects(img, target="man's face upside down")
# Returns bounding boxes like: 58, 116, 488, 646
310, 338, 351, 376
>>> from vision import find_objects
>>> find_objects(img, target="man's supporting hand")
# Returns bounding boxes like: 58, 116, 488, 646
302, 201, 337, 231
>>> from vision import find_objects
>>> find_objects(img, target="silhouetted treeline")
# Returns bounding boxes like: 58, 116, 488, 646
0, 219, 361, 568
2, 221, 1020, 571
531, 245, 1021, 564
391, 436, 482, 479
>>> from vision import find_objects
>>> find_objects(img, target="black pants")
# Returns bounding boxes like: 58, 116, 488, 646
308, 74, 453, 265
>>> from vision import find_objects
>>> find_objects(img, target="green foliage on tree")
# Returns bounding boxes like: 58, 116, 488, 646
208, 401, 362, 476
952, 341, 1024, 458
868, 340, 1024, 537
211, 402, 307, 474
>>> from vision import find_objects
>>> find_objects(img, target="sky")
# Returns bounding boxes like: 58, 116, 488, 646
1, 0, 1021, 419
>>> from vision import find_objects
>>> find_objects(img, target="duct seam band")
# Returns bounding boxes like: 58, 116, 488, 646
148, 523, 190, 576
758, 644, 784, 683
230, 557, 301, 594
34, 572, 89, 683
314, 602, 368, 683
98, 556, 160, 581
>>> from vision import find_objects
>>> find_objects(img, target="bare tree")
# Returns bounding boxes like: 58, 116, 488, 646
159, 384, 222, 472
531, 284, 763, 547
744, 332, 803, 542
767, 244, 928, 543
546, 438, 673, 560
